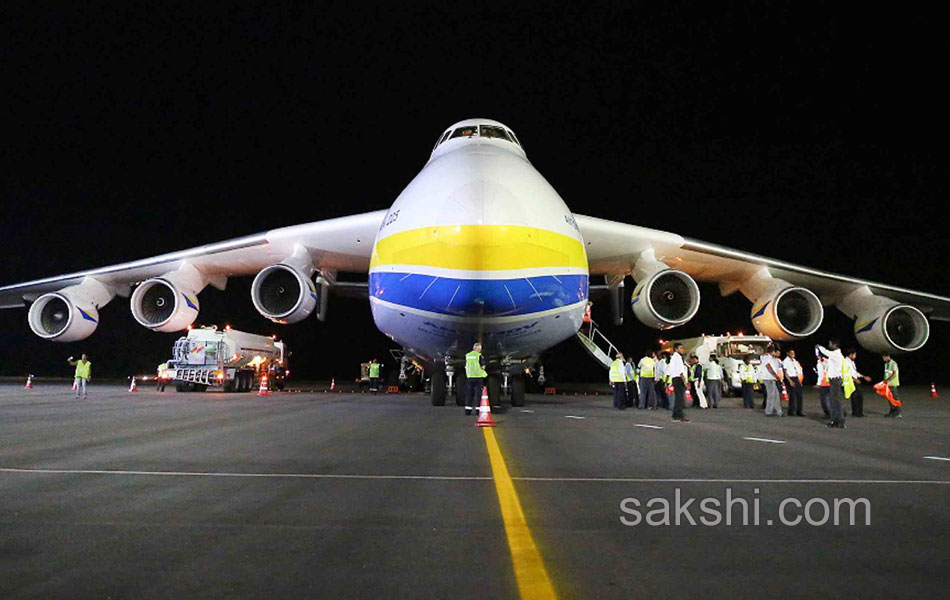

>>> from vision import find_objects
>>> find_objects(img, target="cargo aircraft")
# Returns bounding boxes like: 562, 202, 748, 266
3, 119, 948, 406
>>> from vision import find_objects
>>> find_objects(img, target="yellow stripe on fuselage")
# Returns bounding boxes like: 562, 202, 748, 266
370, 225, 587, 271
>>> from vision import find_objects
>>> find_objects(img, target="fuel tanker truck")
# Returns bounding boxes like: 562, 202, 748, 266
166, 326, 288, 392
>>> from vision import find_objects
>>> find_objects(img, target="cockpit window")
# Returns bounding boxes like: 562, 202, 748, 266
479, 125, 512, 141
450, 125, 479, 139
433, 129, 452, 150
508, 130, 522, 147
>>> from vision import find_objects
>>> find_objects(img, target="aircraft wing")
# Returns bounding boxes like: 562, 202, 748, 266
575, 214, 950, 327
0, 210, 386, 309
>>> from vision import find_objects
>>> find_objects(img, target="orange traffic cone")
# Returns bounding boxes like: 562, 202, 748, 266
330, 378, 336, 391
258, 375, 269, 396
24, 374, 33, 389
475, 386, 496, 427
931, 382, 938, 398
684, 388, 693, 403
781, 383, 789, 402
72, 378, 78, 391
128, 377, 137, 392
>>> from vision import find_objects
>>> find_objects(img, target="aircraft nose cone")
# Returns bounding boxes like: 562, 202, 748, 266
436, 179, 529, 227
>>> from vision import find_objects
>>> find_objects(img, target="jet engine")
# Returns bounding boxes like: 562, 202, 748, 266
251, 263, 318, 324
131, 277, 200, 332
28, 291, 100, 342
750, 285, 824, 341
631, 269, 701, 329
853, 303, 929, 353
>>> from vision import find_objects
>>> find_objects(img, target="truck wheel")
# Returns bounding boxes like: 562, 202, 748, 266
224, 379, 236, 393
431, 369, 446, 406
454, 370, 467, 407
175, 382, 185, 393
510, 374, 526, 407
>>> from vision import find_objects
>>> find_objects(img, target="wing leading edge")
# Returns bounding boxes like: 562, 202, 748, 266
575, 213, 950, 321
0, 210, 386, 309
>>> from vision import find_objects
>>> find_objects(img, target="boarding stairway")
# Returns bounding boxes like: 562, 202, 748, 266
576, 320, 619, 369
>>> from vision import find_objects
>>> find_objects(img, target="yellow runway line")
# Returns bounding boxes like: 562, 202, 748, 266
483, 427, 558, 600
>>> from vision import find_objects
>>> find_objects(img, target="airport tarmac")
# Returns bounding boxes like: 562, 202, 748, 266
1, 383, 948, 599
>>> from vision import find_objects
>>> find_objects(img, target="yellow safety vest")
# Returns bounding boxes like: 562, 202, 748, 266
609, 359, 627, 383
842, 360, 855, 399
465, 351, 487, 378
369, 362, 380, 378
739, 363, 756, 383
639, 357, 655, 378
74, 360, 91, 379
884, 360, 900, 387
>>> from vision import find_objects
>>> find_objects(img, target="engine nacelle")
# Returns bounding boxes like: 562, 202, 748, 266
853, 303, 929, 353
631, 269, 700, 329
131, 277, 200, 332
750, 286, 824, 341
28, 291, 100, 342
251, 264, 318, 324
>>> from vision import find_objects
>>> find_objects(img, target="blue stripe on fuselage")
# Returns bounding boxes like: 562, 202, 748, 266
369, 272, 588, 318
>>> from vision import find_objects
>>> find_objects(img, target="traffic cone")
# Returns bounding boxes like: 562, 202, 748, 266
931, 382, 938, 398
781, 383, 789, 402
684, 388, 693, 403
258, 376, 269, 396
72, 378, 78, 391
24, 374, 33, 389
475, 386, 496, 427
330, 378, 336, 391
128, 377, 137, 392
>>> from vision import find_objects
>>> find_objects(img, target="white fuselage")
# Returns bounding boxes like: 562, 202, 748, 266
368, 121, 589, 363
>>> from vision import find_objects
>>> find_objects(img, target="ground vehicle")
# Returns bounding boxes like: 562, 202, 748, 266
664, 334, 771, 395
167, 326, 288, 392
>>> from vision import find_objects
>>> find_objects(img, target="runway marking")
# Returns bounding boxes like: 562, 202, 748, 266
0, 468, 491, 481
3, 468, 947, 485
924, 456, 950, 462
482, 428, 558, 600
743, 437, 787, 445
520, 409, 535, 413
633, 423, 663, 430
564, 415, 585, 419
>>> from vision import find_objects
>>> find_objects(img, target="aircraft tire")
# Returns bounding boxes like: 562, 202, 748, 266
510, 374, 526, 407
431, 369, 447, 406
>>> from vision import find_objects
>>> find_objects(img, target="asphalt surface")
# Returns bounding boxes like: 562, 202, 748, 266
1, 383, 948, 599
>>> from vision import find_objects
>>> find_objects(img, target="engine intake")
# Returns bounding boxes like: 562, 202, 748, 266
631, 269, 700, 329
750, 286, 824, 340
28, 292, 100, 342
131, 278, 200, 332
251, 264, 318, 324
854, 304, 929, 353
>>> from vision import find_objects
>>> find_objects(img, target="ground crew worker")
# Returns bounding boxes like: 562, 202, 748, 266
655, 351, 670, 409
464, 343, 488, 416
688, 355, 706, 408
67, 354, 92, 399
156, 362, 169, 392
816, 357, 831, 417
882, 353, 902, 418
638, 350, 658, 409
739, 355, 757, 409
609, 352, 629, 410
368, 358, 382, 394
782, 349, 804, 416
816, 339, 845, 428
703, 353, 723, 409
624, 356, 638, 408
844, 349, 871, 417
667, 343, 689, 422
760, 345, 783, 417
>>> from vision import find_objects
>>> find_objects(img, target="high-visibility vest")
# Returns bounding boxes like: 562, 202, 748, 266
625, 362, 638, 382
639, 357, 655, 378
884, 359, 900, 387
369, 362, 380, 378
74, 360, 92, 379
609, 359, 627, 383
739, 363, 756, 383
704, 362, 722, 380
842, 360, 855, 399
465, 351, 487, 378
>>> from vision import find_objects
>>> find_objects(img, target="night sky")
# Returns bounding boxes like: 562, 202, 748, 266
1, 4, 946, 384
